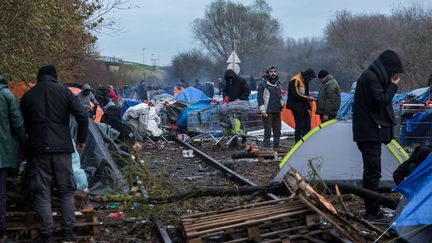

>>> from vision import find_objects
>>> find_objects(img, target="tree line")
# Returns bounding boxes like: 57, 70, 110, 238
0, 0, 131, 87
169, 0, 432, 92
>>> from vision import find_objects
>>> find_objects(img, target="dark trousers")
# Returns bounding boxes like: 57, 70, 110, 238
357, 142, 382, 215
262, 112, 281, 148
0, 169, 7, 235
292, 108, 311, 142
29, 153, 76, 238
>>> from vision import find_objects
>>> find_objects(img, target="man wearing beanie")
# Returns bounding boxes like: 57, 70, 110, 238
352, 50, 404, 220
316, 70, 341, 122
286, 68, 316, 142
20, 65, 88, 242
258, 66, 283, 148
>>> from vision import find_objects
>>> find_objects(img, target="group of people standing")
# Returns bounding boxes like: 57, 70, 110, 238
257, 66, 341, 148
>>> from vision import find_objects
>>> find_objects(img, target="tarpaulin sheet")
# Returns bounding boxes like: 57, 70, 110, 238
393, 154, 432, 226
337, 92, 354, 120
400, 110, 432, 146
176, 100, 212, 128
71, 117, 125, 195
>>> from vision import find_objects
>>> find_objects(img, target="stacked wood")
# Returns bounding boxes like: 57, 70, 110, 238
6, 203, 101, 241
181, 199, 338, 243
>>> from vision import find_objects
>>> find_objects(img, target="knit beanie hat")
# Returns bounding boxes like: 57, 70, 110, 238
302, 68, 316, 81
318, 70, 329, 79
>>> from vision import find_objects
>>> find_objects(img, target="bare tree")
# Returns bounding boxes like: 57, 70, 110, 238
192, 0, 283, 74
325, 10, 401, 84
171, 50, 215, 82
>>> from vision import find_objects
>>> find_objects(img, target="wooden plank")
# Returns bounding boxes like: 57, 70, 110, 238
186, 209, 312, 239
184, 206, 309, 232
184, 204, 306, 229
181, 198, 297, 219
182, 203, 300, 223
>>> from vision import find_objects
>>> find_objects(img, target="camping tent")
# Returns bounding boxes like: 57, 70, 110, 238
71, 118, 125, 195
281, 101, 321, 130
175, 87, 210, 102
272, 120, 408, 187
392, 154, 432, 241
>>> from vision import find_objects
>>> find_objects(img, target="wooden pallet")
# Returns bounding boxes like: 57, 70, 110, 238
5, 203, 101, 240
181, 199, 335, 242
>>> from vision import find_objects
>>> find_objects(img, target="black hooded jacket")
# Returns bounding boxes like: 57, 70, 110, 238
223, 69, 250, 101
352, 50, 403, 143
20, 75, 88, 156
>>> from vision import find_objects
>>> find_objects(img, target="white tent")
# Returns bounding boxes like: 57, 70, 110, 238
272, 120, 408, 187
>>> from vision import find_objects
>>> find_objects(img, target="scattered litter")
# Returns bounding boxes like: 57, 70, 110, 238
108, 212, 125, 220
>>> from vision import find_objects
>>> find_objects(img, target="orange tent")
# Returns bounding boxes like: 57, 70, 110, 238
68, 87, 104, 123
9, 80, 35, 98
281, 101, 321, 129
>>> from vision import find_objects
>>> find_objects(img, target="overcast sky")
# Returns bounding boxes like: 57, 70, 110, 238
96, 0, 428, 66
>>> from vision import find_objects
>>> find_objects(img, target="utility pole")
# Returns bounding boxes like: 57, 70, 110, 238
143, 48, 145, 65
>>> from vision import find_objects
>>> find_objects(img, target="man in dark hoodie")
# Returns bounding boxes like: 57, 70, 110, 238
223, 69, 251, 102
20, 65, 88, 242
258, 66, 283, 148
286, 69, 316, 142
352, 50, 404, 219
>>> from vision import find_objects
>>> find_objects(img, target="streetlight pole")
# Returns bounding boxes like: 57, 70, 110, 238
143, 48, 145, 65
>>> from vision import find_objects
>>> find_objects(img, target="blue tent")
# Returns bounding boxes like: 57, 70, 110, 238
392, 155, 432, 241
175, 87, 210, 102
176, 100, 212, 128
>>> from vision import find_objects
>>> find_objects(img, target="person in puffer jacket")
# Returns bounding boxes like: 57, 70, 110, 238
258, 66, 283, 148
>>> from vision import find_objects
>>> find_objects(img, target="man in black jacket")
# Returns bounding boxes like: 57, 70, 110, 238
286, 69, 316, 142
20, 65, 88, 242
352, 50, 404, 219
258, 66, 282, 148
223, 69, 251, 102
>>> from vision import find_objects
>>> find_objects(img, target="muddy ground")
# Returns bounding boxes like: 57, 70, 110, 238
88, 137, 396, 242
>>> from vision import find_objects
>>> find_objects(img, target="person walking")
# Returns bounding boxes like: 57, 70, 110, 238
316, 70, 341, 122
286, 69, 316, 142
258, 66, 283, 149
0, 75, 26, 241
20, 65, 88, 242
352, 50, 404, 219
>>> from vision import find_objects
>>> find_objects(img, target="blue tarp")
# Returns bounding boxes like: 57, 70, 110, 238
393, 154, 432, 226
120, 99, 141, 119
400, 110, 432, 146
176, 100, 212, 128
337, 92, 354, 120
175, 87, 210, 102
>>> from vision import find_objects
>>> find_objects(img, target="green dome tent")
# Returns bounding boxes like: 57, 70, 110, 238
272, 120, 408, 187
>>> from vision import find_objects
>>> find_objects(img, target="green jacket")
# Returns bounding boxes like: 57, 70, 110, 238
0, 77, 26, 169
316, 75, 341, 116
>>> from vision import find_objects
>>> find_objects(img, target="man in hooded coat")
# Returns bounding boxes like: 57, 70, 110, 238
353, 50, 404, 219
